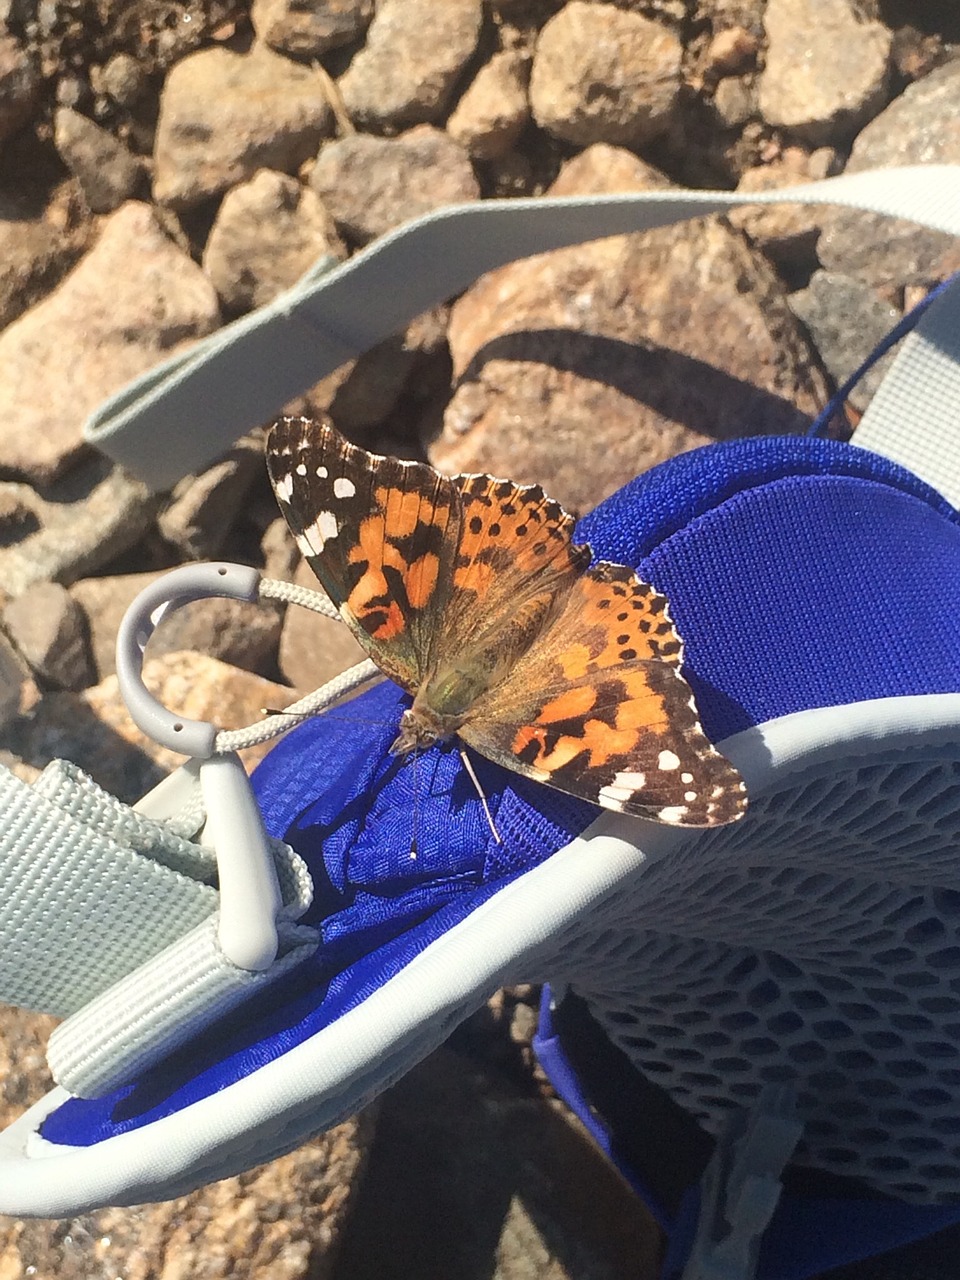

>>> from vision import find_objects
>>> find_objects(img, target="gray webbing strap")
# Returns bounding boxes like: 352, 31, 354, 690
85, 165, 960, 491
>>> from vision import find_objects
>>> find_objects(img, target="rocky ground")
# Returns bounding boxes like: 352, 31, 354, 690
1, 0, 960, 1275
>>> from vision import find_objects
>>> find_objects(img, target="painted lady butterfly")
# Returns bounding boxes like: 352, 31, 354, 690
267, 416, 747, 827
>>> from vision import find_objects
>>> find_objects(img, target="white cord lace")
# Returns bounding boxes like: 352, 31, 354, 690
213, 577, 380, 754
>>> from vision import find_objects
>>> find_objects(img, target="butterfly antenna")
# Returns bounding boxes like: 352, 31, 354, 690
459, 748, 502, 845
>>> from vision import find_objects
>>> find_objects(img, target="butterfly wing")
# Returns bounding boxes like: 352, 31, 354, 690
460, 562, 747, 826
266, 415, 461, 691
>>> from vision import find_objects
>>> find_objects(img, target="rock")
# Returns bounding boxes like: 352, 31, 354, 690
99, 51, 147, 106
0, 202, 220, 486
729, 149, 836, 272
334, 1046, 660, 1280
788, 270, 901, 412
0, 488, 40, 543
153, 43, 332, 209
713, 75, 756, 128
338, 0, 482, 130
0, 207, 85, 330
817, 60, 960, 287
54, 107, 143, 213
0, 999, 370, 1280
203, 170, 346, 313
261, 516, 301, 582
758, 0, 892, 144
6, 652, 300, 803
431, 144, 828, 515
0, 459, 156, 598
2, 581, 95, 690
0, 633, 34, 730
158, 439, 267, 559
309, 127, 479, 246
252, 0, 374, 56
0, 33, 38, 147
70, 571, 284, 680
702, 25, 760, 79
278, 557, 366, 691
447, 51, 531, 162
529, 2, 682, 148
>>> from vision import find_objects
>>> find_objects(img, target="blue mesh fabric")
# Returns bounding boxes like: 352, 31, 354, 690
42, 434, 960, 1147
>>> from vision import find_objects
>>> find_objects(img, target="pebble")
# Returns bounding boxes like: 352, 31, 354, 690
0, 33, 38, 147
758, 0, 892, 144
252, 0, 374, 57
817, 59, 960, 286
100, 51, 147, 106
788, 270, 900, 411
158, 439, 265, 558
203, 170, 346, 313
0, 201, 220, 485
0, 633, 32, 730
0, 458, 156, 598
432, 144, 827, 514
153, 43, 332, 209
0, 208, 84, 330
703, 24, 760, 78
713, 74, 756, 128
447, 50, 531, 162
2, 581, 95, 690
54, 106, 143, 213
529, 2, 683, 147
309, 127, 479, 246
729, 149, 836, 272
338, 0, 482, 130
278, 557, 366, 691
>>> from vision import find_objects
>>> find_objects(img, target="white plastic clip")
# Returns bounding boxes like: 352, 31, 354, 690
116, 563, 283, 971
681, 1087, 803, 1280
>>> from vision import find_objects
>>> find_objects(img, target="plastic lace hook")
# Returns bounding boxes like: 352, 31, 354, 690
115, 562, 283, 972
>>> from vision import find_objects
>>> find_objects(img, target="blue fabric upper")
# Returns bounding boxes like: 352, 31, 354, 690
41, 434, 960, 1153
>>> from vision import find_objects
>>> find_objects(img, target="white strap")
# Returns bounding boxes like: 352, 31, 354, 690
84, 166, 960, 491
853, 275, 960, 507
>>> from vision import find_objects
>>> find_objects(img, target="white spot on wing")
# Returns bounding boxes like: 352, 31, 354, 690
657, 805, 688, 823
658, 750, 681, 771
681, 772, 693, 784
316, 465, 328, 478
612, 770, 646, 789
333, 477, 356, 499
684, 791, 697, 802
295, 462, 307, 476
274, 474, 294, 504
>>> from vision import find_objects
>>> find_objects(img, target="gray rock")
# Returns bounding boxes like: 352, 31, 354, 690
153, 43, 333, 209
158, 439, 264, 559
447, 51, 531, 162
529, 2, 682, 147
0, 33, 38, 147
0, 632, 31, 730
0, 458, 156, 598
99, 51, 147, 107
713, 75, 756, 128
0, 201, 220, 485
309, 127, 479, 246
202, 170, 345, 313
2, 581, 95, 690
788, 270, 901, 412
759, 0, 892, 144
54, 107, 143, 213
252, 0, 374, 56
338, 0, 482, 130
432, 144, 828, 515
818, 60, 960, 286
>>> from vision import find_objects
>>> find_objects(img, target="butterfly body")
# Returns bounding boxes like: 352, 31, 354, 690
267, 415, 747, 827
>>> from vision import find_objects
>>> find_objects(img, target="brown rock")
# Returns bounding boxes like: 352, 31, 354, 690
252, 0, 374, 56
153, 43, 332, 209
713, 75, 756, 128
758, 0, 892, 144
431, 145, 827, 514
0, 1000, 370, 1280
817, 60, 960, 287
338, 0, 482, 130
99, 51, 147, 106
3, 581, 95, 690
703, 25, 760, 78
278, 557, 366, 691
0, 202, 220, 486
261, 516, 300, 582
203, 170, 346, 313
0, 632, 33, 730
158, 439, 265, 559
0, 34, 38, 147
0, 202, 85, 331
0, 459, 156, 598
53, 107, 143, 214
529, 2, 682, 147
309, 127, 479, 246
447, 51, 531, 162
6, 652, 299, 803
729, 149, 836, 270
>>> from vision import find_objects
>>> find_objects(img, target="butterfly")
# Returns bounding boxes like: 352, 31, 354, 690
266, 415, 747, 827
